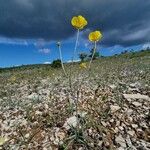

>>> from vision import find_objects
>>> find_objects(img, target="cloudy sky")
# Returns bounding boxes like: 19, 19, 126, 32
0, 0, 150, 67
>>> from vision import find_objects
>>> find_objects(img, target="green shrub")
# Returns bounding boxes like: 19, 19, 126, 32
79, 52, 88, 62
89, 48, 99, 60
0, 68, 2, 72
51, 59, 61, 68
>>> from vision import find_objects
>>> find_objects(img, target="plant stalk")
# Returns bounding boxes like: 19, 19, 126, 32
72, 29, 80, 63
88, 41, 97, 69
58, 43, 67, 76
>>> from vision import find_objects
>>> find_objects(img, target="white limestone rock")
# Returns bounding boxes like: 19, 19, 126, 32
123, 94, 149, 101
63, 116, 77, 130
110, 105, 121, 113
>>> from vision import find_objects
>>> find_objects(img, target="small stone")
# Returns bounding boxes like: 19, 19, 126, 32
137, 128, 143, 133
132, 124, 138, 129
128, 117, 133, 122
140, 122, 148, 129
128, 87, 139, 92
127, 130, 135, 136
126, 98, 132, 102
118, 126, 124, 131
25, 133, 30, 139
73, 111, 87, 118
53, 138, 59, 145
129, 82, 141, 88
110, 105, 121, 113
98, 141, 103, 147
101, 121, 107, 127
78, 147, 84, 150
116, 121, 120, 126
27, 93, 39, 100
115, 134, 126, 148
117, 147, 125, 150
90, 143, 94, 147
110, 119, 114, 123
20, 119, 28, 126
50, 136, 55, 141
35, 110, 42, 115
132, 102, 142, 107
125, 135, 132, 147
104, 141, 110, 147
44, 104, 49, 109
123, 94, 149, 101
114, 127, 119, 133
108, 84, 117, 90
126, 109, 133, 116
56, 131, 65, 140
88, 128, 93, 136
63, 116, 77, 130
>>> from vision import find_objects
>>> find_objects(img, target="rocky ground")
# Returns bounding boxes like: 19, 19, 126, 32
0, 50, 150, 149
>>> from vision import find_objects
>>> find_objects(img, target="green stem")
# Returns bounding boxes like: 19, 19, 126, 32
69, 29, 80, 108
88, 41, 97, 69
58, 43, 67, 76
72, 29, 80, 62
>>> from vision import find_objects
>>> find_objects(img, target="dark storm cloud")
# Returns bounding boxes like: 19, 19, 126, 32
0, 0, 150, 46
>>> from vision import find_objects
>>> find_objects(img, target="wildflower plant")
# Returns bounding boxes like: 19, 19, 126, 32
88, 31, 102, 69
56, 41, 67, 76
55, 15, 103, 148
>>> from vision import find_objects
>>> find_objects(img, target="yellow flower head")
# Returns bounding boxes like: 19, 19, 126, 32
79, 62, 87, 69
89, 31, 102, 42
71, 15, 87, 30
10, 76, 16, 82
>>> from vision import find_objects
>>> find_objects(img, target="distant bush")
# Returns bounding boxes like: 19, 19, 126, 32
51, 59, 61, 68
121, 50, 128, 54
117, 49, 150, 59
79, 52, 88, 62
89, 48, 100, 60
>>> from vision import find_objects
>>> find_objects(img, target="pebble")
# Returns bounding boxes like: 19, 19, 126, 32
115, 135, 126, 148
63, 116, 77, 130
110, 105, 121, 113
123, 93, 149, 101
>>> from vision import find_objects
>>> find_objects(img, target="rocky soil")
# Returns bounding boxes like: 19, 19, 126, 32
0, 51, 150, 150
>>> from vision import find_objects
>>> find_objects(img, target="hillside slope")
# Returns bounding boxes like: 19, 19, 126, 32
0, 50, 150, 149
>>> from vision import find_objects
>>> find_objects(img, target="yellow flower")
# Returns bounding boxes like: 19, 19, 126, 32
89, 31, 102, 42
10, 76, 16, 82
71, 15, 87, 30
79, 62, 87, 69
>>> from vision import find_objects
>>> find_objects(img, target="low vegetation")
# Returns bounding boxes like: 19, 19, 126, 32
0, 50, 150, 149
